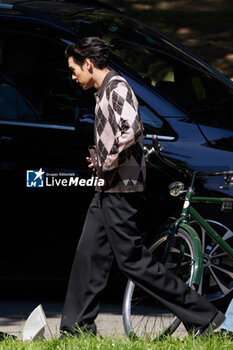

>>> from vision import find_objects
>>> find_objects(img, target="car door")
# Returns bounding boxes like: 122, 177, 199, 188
0, 24, 95, 282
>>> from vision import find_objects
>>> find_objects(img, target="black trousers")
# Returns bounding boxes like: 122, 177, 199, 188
60, 192, 218, 333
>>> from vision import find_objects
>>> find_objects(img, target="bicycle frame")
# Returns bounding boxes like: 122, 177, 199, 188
147, 137, 233, 288
174, 188, 233, 287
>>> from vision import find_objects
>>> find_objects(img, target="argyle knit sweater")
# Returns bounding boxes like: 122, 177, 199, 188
90, 70, 146, 193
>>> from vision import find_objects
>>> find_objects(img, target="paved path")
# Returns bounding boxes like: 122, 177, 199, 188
0, 301, 190, 340
0, 301, 125, 340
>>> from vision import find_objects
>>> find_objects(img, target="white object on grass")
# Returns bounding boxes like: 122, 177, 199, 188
22, 304, 47, 341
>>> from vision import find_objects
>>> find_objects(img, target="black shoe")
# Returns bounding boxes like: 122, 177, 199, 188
60, 323, 97, 339
194, 310, 226, 338
216, 329, 233, 339
0, 331, 17, 341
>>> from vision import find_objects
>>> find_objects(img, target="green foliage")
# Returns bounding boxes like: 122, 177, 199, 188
102, 0, 233, 80
0, 333, 232, 350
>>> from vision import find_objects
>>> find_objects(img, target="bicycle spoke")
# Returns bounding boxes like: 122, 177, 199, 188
132, 312, 163, 337
144, 314, 153, 335
170, 247, 191, 258
132, 314, 147, 332
131, 295, 152, 306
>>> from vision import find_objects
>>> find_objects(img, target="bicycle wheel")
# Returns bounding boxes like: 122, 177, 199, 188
123, 228, 196, 339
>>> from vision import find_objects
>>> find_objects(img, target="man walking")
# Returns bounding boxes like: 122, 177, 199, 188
60, 37, 225, 337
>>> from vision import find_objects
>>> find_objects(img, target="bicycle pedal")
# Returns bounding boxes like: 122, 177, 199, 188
221, 199, 232, 213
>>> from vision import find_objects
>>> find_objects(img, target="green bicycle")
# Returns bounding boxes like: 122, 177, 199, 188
123, 138, 233, 339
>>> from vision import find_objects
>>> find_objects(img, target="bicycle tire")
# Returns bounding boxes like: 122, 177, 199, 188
123, 228, 196, 339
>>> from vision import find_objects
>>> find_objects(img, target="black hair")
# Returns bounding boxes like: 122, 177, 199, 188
65, 37, 111, 69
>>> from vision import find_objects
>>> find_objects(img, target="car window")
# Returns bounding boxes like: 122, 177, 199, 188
139, 103, 174, 137
0, 29, 171, 137
68, 10, 233, 131
0, 32, 95, 125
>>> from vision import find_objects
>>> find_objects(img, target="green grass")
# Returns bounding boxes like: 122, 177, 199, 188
0, 333, 232, 350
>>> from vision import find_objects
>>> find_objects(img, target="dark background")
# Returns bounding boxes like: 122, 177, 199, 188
102, 0, 233, 80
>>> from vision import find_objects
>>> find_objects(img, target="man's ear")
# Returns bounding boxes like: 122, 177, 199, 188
84, 58, 93, 72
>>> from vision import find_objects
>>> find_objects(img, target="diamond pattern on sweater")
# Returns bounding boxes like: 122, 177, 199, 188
96, 107, 107, 137
98, 138, 108, 163
120, 117, 130, 134
131, 118, 141, 138
118, 146, 132, 166
138, 170, 144, 183
108, 171, 121, 189
94, 72, 146, 192
109, 140, 119, 155
126, 88, 134, 109
132, 141, 143, 166
108, 104, 119, 136
112, 90, 125, 116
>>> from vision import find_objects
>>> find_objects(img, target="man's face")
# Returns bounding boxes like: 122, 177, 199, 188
68, 56, 93, 90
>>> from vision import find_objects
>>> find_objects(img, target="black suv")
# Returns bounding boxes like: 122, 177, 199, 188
0, 1, 232, 301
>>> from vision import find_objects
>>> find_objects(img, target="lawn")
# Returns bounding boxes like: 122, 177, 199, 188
0, 333, 232, 350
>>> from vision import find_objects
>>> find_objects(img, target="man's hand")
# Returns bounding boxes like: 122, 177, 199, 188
86, 156, 105, 185
86, 157, 100, 178
86, 157, 95, 169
